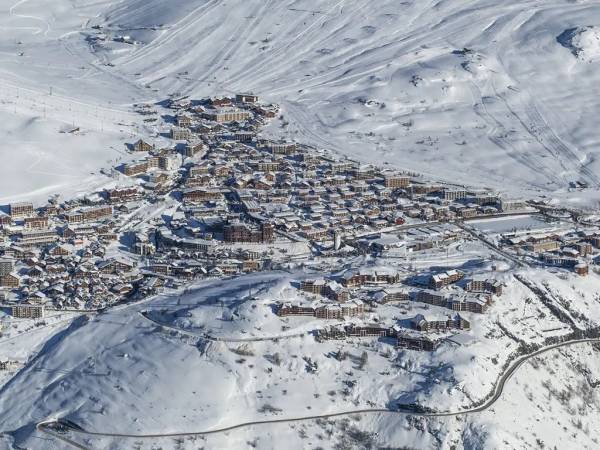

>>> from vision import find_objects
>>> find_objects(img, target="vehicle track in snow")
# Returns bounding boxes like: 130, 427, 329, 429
493, 83, 600, 188
119, 0, 221, 68
9, 0, 51, 36
221, 0, 352, 88
183, 0, 277, 91
468, 82, 563, 188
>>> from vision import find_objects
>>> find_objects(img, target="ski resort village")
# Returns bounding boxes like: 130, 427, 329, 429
6, 0, 600, 449
3, 93, 600, 449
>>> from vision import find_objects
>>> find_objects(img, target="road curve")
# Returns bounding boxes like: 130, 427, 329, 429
36, 337, 600, 448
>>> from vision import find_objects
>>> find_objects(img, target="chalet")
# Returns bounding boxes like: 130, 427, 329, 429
236, 93, 259, 104
171, 127, 193, 140
396, 332, 439, 351
383, 174, 410, 188
48, 244, 71, 257
428, 269, 464, 290
0, 273, 20, 288
201, 107, 251, 123
138, 277, 163, 296
323, 281, 349, 302
410, 313, 470, 332
464, 278, 503, 296
340, 268, 400, 287
209, 97, 233, 107
97, 257, 135, 274
523, 239, 560, 253
242, 259, 260, 272
106, 187, 141, 203
111, 283, 134, 296
223, 222, 274, 243
132, 139, 154, 152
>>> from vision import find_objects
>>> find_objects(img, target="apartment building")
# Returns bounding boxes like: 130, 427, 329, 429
9, 202, 34, 218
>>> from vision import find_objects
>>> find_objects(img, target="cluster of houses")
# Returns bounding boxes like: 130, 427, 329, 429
317, 324, 443, 351
0, 194, 151, 316
317, 312, 469, 350
127, 93, 530, 256
502, 228, 600, 275
273, 265, 503, 350
277, 300, 365, 320
0, 93, 579, 331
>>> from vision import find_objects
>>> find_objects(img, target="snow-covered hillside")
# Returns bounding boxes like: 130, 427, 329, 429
3, 0, 600, 206
1, 266, 600, 449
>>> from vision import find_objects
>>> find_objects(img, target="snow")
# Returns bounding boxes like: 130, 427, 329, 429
468, 215, 562, 234
3, 0, 600, 207
557, 26, 600, 62
0, 258, 594, 449
3, 0, 600, 448
0, 110, 135, 205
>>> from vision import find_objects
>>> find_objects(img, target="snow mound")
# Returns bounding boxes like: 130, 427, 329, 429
557, 26, 600, 61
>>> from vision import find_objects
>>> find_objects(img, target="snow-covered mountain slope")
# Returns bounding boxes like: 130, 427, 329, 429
1, 266, 600, 449
3, 0, 600, 206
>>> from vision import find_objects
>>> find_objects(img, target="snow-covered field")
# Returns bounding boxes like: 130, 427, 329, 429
3, 0, 600, 206
0, 264, 598, 449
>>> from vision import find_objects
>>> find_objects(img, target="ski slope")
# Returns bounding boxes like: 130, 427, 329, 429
2, 0, 600, 205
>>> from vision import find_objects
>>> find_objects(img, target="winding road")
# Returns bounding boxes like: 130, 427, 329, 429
36, 336, 600, 448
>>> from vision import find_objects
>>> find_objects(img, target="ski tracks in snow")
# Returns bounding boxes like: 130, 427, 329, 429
8, 0, 51, 36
